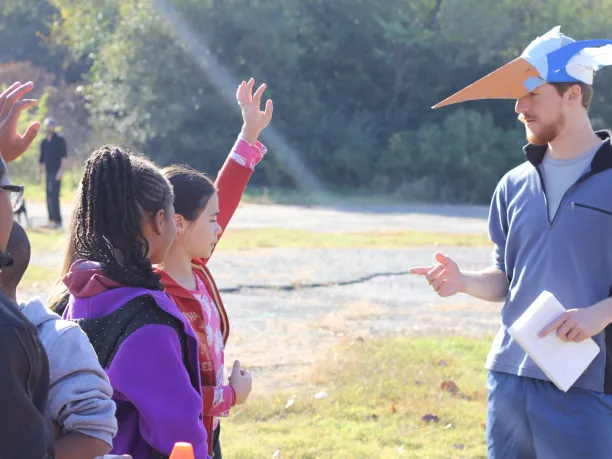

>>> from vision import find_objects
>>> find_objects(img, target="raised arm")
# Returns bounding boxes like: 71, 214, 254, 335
202, 78, 273, 262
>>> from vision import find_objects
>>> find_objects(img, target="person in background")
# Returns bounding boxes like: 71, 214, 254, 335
38, 117, 67, 229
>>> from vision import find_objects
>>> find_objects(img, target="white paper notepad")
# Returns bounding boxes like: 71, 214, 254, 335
508, 290, 600, 392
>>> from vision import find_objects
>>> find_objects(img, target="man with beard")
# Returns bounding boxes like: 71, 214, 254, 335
410, 26, 612, 458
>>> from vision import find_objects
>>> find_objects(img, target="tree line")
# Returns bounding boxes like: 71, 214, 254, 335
2, 0, 612, 203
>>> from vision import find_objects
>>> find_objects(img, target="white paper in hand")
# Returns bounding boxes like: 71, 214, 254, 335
508, 290, 600, 392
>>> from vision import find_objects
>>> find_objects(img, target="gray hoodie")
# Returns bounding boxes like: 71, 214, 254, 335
20, 298, 117, 447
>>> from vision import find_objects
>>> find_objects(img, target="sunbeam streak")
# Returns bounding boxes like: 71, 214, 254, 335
151, 0, 329, 199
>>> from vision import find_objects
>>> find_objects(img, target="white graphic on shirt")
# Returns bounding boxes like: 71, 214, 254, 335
193, 293, 212, 319
216, 366, 224, 386
213, 386, 224, 407
184, 311, 200, 323
205, 324, 214, 347
202, 296, 213, 319
191, 273, 229, 423
230, 152, 247, 166
214, 329, 224, 357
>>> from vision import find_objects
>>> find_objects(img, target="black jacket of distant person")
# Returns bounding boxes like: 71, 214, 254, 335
39, 132, 67, 175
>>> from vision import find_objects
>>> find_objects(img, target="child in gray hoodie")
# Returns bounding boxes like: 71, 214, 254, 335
0, 221, 118, 459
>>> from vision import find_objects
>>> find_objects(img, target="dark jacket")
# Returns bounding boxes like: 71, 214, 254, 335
0, 289, 54, 459
39, 133, 67, 174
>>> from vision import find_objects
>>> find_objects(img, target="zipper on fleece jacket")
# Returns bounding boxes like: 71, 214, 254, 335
571, 202, 612, 216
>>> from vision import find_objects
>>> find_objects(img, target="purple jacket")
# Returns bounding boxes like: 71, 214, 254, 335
63, 284, 210, 459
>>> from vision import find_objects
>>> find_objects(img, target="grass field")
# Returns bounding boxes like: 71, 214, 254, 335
26, 228, 490, 257
16, 169, 81, 205
215, 228, 490, 251
221, 336, 491, 458
17, 229, 66, 295
17, 224, 493, 457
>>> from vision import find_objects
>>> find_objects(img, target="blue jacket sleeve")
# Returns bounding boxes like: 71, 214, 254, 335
488, 179, 509, 274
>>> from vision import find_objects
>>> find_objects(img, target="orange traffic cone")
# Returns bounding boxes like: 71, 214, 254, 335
169, 442, 194, 459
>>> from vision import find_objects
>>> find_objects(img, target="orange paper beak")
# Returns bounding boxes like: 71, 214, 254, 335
432, 58, 543, 108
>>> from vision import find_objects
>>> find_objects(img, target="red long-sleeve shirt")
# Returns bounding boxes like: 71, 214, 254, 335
158, 136, 266, 455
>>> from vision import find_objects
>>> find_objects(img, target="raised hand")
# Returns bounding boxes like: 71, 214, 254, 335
409, 252, 465, 297
0, 81, 40, 163
237, 78, 273, 145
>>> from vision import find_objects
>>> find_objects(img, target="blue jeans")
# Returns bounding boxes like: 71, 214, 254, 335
486, 370, 612, 458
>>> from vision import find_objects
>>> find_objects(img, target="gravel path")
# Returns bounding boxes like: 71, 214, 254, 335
207, 246, 501, 395
23, 201, 490, 234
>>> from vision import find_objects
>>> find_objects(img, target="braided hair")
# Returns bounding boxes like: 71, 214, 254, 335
72, 145, 174, 290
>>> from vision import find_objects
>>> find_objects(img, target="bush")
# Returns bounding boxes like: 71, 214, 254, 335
386, 109, 525, 203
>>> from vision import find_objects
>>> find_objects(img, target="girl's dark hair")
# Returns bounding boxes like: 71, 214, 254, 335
73, 145, 174, 290
162, 165, 216, 221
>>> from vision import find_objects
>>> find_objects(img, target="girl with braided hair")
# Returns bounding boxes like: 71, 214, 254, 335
60, 147, 211, 459
157, 78, 272, 459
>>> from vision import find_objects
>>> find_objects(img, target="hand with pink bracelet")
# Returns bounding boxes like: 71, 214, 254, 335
233, 78, 273, 169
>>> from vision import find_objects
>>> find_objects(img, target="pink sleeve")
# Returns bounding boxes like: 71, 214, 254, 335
201, 384, 235, 417
228, 137, 267, 170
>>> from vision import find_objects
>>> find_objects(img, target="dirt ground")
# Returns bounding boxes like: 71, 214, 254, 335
210, 245, 500, 396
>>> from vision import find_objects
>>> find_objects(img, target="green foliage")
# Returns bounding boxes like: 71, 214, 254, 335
4, 0, 612, 203
387, 109, 525, 202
